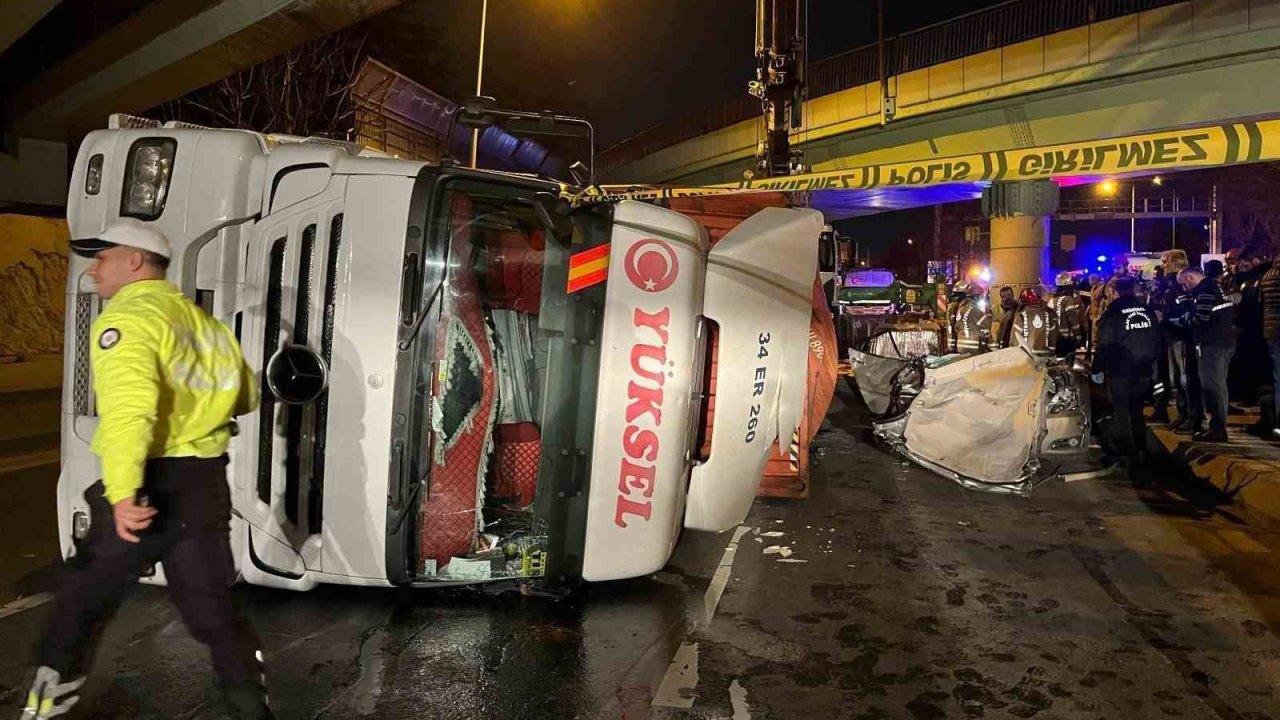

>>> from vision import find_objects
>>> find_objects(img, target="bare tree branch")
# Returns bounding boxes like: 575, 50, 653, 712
153, 28, 369, 139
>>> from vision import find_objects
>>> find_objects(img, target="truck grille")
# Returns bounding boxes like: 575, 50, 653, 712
72, 294, 93, 416
311, 213, 343, 533
285, 225, 317, 527
258, 236, 288, 505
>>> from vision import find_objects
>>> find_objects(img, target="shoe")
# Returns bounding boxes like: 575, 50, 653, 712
1245, 422, 1273, 438
1171, 421, 1203, 435
1193, 429, 1229, 443
20, 666, 85, 719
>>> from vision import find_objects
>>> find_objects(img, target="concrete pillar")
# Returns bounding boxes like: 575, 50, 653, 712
982, 179, 1059, 289
990, 215, 1050, 287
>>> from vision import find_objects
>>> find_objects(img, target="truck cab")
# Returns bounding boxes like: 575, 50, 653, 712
58, 118, 823, 591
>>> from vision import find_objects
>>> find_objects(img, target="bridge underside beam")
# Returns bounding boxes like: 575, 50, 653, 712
5, 0, 400, 140
0, 0, 62, 57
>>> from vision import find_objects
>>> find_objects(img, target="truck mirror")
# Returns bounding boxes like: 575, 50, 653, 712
456, 96, 499, 129
534, 191, 573, 242
266, 344, 329, 405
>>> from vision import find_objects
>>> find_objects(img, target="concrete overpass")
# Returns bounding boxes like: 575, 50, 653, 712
0, 0, 400, 209
600, 0, 1280, 216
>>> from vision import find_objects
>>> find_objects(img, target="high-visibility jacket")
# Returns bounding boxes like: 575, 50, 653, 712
90, 279, 257, 503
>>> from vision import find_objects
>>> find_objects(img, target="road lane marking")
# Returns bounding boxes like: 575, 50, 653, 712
704, 525, 752, 625
653, 525, 752, 710
0, 592, 54, 620
730, 678, 751, 720
652, 641, 699, 709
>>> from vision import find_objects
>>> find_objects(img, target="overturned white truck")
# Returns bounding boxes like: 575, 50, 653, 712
58, 117, 822, 591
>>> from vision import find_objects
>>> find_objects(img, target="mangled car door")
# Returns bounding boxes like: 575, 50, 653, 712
849, 349, 909, 416
685, 207, 824, 531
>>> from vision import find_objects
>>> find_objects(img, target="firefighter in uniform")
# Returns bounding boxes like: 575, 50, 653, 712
1047, 272, 1085, 358
1094, 276, 1160, 466
21, 220, 272, 720
955, 281, 992, 353
1011, 287, 1055, 355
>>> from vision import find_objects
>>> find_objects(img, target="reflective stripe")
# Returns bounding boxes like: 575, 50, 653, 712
1212, 302, 1233, 312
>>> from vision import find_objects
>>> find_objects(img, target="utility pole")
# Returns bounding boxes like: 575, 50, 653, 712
1210, 183, 1221, 254
1129, 183, 1136, 253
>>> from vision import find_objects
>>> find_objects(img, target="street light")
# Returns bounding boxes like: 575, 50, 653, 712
470, 0, 489, 169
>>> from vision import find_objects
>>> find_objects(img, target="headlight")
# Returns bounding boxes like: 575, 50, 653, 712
85, 154, 103, 195
120, 138, 176, 220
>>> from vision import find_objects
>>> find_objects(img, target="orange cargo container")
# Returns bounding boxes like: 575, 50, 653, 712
667, 195, 839, 499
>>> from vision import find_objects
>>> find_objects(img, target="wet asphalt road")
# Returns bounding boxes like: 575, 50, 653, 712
5, 381, 1280, 719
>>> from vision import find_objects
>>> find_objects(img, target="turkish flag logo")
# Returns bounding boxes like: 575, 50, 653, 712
623, 239, 679, 293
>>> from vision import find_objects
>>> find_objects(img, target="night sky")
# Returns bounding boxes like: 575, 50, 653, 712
364, 0, 1011, 146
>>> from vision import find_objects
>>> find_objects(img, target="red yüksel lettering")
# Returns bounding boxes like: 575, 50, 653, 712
615, 306, 671, 528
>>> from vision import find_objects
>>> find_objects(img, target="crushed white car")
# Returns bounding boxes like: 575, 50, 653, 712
851, 340, 1090, 496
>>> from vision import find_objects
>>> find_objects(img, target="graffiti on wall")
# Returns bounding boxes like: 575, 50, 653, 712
0, 215, 69, 360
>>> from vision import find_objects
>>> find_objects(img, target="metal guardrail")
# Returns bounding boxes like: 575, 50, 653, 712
1057, 195, 1212, 216
600, 0, 1184, 174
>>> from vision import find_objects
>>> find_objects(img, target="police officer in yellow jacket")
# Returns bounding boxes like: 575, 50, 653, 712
22, 220, 272, 720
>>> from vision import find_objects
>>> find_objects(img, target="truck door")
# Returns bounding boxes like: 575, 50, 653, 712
235, 177, 347, 585
685, 207, 823, 531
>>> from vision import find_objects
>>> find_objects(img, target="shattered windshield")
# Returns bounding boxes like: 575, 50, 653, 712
405, 178, 607, 582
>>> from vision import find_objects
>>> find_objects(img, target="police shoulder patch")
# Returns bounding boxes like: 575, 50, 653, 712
98, 328, 121, 350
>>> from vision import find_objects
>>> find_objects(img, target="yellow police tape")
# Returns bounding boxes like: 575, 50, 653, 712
567, 118, 1280, 206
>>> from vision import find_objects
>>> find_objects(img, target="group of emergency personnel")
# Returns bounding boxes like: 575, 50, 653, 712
945, 272, 1085, 358
944, 246, 1280, 468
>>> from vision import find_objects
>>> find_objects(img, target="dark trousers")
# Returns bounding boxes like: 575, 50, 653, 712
1153, 330, 1172, 415
1170, 339, 1202, 425
1268, 339, 1280, 427
1199, 345, 1234, 432
40, 457, 263, 693
1107, 376, 1152, 459
1230, 333, 1271, 404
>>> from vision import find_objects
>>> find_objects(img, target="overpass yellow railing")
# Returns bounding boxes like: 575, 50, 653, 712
574, 118, 1275, 206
